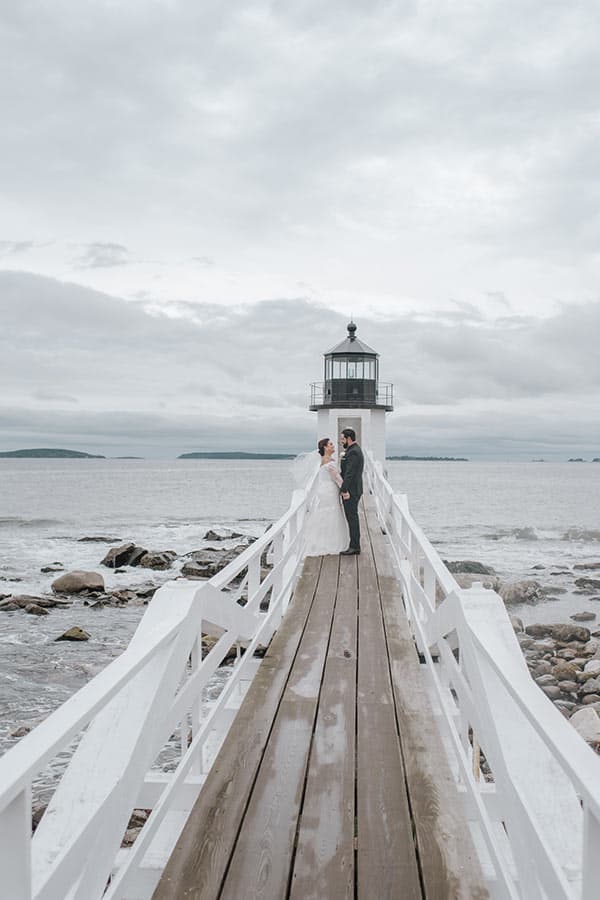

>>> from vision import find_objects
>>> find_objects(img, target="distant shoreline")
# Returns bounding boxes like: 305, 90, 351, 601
179, 451, 295, 460
387, 455, 469, 462
0, 448, 105, 459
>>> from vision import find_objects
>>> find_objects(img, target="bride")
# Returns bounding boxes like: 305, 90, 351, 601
302, 437, 349, 557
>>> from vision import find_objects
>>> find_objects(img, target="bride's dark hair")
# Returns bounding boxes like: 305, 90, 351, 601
317, 438, 330, 457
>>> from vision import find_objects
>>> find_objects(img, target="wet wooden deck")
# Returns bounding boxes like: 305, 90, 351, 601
154, 496, 487, 900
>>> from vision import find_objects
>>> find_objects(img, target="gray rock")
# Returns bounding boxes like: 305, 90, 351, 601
574, 562, 600, 571
453, 573, 500, 591
138, 551, 176, 571
574, 577, 600, 593
571, 611, 596, 622
536, 674, 557, 686
40, 565, 64, 573
500, 580, 546, 606
569, 708, 600, 742
552, 661, 580, 681
551, 624, 592, 643
184, 548, 239, 579
55, 627, 90, 642
204, 528, 244, 542
100, 543, 148, 568
78, 535, 122, 543
558, 681, 579, 694
52, 571, 105, 594
541, 685, 562, 700
582, 678, 600, 695
444, 560, 496, 575
128, 547, 149, 567
509, 615, 524, 633
25, 603, 48, 616
582, 694, 600, 705
525, 623, 554, 639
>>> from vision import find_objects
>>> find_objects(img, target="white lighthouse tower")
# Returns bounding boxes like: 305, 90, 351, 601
309, 321, 393, 463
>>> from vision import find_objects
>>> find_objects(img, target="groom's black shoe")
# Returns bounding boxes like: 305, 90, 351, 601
340, 547, 360, 555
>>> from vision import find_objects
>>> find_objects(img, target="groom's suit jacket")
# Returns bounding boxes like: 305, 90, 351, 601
340, 443, 364, 500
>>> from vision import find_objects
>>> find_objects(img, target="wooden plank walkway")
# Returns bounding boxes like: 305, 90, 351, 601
154, 494, 487, 900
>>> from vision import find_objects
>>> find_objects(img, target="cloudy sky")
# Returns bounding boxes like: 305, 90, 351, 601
1, 1, 599, 458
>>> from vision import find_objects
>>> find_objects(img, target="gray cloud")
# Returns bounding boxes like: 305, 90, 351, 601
2, 0, 600, 310
0, 271, 597, 458
0, 241, 36, 257
75, 242, 129, 269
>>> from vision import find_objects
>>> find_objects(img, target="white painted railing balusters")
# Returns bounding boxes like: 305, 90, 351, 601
0, 784, 32, 900
365, 452, 600, 900
582, 806, 600, 900
190, 632, 203, 774
0, 466, 321, 900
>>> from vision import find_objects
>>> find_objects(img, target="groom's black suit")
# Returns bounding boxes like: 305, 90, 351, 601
340, 442, 364, 551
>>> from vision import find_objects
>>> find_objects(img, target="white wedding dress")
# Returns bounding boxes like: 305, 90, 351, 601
304, 460, 350, 557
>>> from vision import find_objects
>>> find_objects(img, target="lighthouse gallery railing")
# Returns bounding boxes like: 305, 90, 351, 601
366, 453, 600, 900
0, 472, 320, 900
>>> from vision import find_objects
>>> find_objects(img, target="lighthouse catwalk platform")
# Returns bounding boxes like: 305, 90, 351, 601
1, 325, 600, 899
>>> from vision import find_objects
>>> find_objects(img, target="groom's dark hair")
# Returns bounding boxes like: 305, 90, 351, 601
342, 428, 356, 441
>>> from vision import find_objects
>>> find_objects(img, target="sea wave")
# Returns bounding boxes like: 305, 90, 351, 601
0, 517, 63, 528
562, 529, 600, 542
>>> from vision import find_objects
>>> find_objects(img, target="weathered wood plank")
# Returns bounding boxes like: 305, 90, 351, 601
356, 521, 422, 900
288, 554, 358, 900
219, 554, 340, 900
152, 556, 323, 900
364, 498, 489, 900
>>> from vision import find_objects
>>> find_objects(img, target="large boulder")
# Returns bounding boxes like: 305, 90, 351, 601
500, 580, 546, 606
100, 543, 147, 568
52, 571, 105, 594
138, 551, 177, 571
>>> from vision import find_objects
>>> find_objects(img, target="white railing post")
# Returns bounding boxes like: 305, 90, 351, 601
582, 806, 600, 900
0, 785, 32, 900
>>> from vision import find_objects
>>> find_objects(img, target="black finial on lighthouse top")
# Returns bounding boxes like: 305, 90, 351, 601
325, 320, 377, 356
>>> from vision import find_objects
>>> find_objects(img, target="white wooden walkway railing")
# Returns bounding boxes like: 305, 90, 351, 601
0, 473, 319, 900
366, 453, 600, 900
3, 456, 600, 900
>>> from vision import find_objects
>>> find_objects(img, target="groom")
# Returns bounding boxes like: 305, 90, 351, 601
339, 428, 364, 555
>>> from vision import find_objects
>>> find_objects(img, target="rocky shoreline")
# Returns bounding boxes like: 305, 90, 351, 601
0, 528, 258, 626
447, 560, 600, 752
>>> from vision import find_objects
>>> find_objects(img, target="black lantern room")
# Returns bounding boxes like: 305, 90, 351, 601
309, 321, 394, 411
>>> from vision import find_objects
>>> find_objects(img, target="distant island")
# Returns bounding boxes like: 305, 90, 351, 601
179, 451, 295, 460
387, 455, 469, 462
0, 448, 105, 459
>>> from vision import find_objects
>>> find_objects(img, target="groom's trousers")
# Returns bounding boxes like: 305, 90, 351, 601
343, 495, 361, 550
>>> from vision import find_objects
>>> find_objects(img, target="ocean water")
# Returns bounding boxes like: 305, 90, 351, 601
1, 459, 599, 768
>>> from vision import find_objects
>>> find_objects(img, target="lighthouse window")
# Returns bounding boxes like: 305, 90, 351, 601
347, 360, 357, 378
333, 359, 344, 378
325, 358, 332, 379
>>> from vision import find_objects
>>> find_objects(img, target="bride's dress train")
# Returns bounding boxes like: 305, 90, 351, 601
304, 460, 349, 557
